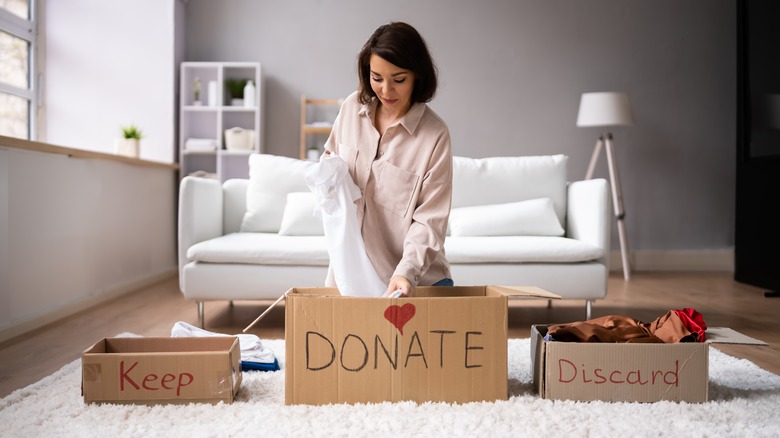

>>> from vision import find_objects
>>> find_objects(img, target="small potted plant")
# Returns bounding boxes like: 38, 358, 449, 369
115, 124, 143, 158
225, 78, 248, 106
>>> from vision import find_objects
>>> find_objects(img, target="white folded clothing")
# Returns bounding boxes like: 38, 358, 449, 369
170, 321, 276, 364
185, 138, 218, 151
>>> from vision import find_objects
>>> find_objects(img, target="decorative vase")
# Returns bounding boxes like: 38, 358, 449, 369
243, 80, 255, 108
208, 80, 218, 107
115, 138, 140, 158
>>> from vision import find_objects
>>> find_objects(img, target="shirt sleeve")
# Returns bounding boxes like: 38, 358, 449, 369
392, 129, 453, 285
324, 98, 346, 156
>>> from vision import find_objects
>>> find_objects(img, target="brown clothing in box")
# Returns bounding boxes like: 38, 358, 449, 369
547, 311, 697, 343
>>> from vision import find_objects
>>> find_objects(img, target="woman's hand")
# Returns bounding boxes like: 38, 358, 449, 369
384, 275, 414, 297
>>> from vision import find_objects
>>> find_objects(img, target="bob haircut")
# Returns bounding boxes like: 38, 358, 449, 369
357, 22, 438, 105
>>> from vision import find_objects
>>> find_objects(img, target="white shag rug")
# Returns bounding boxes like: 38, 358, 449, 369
2, 338, 780, 438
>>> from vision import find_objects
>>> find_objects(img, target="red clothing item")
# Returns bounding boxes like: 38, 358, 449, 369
674, 308, 707, 342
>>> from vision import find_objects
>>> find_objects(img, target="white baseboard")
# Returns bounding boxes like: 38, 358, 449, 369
610, 249, 734, 272
0, 268, 177, 345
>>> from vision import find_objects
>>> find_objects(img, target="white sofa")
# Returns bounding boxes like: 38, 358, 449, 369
179, 154, 610, 327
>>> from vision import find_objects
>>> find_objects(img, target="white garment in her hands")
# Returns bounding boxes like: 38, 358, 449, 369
305, 153, 386, 297
170, 321, 276, 364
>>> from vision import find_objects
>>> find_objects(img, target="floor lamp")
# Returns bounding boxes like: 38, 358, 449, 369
576, 92, 635, 281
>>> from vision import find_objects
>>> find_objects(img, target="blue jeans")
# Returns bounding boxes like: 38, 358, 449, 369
432, 278, 454, 287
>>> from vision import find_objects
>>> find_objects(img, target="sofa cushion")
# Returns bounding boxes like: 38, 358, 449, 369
449, 198, 564, 237
240, 154, 315, 233
445, 236, 603, 263
278, 192, 324, 236
186, 234, 601, 266
452, 155, 568, 223
187, 232, 329, 266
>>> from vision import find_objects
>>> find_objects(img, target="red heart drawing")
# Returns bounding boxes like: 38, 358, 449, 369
384, 303, 416, 335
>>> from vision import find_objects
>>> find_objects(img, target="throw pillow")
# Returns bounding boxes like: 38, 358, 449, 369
278, 192, 324, 236
240, 154, 315, 233
452, 155, 568, 223
448, 197, 565, 237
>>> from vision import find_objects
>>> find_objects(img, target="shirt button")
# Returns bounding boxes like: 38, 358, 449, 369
414, 275, 420, 282
379, 151, 384, 157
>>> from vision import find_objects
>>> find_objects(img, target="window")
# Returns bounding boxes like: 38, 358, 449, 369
0, 0, 36, 140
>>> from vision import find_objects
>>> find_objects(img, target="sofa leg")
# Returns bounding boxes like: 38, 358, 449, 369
229, 300, 234, 307
547, 299, 553, 309
585, 300, 593, 320
198, 301, 205, 328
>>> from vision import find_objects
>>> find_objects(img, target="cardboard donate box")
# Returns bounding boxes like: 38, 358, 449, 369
283, 285, 559, 405
82, 337, 242, 404
531, 324, 767, 403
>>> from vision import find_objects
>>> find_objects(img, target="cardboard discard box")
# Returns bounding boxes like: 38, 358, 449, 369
284, 286, 559, 405
82, 337, 242, 405
531, 324, 766, 403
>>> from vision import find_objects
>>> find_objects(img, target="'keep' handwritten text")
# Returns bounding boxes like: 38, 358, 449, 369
119, 360, 194, 396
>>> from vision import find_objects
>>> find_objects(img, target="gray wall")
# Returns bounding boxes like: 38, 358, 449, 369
183, 0, 736, 253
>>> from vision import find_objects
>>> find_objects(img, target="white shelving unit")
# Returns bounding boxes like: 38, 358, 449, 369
179, 62, 262, 181
300, 95, 342, 160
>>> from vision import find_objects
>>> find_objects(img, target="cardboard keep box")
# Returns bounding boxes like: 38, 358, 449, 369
82, 337, 242, 405
283, 285, 559, 405
531, 324, 767, 403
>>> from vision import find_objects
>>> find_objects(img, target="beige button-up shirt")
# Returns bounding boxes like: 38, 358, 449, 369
325, 91, 452, 287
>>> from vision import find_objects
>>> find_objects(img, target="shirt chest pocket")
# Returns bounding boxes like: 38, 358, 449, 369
372, 161, 420, 218
339, 142, 359, 176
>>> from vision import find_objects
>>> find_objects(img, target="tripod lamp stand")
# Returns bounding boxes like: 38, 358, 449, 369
576, 92, 635, 280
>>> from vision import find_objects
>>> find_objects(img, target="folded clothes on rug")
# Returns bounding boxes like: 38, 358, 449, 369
545, 308, 707, 343
171, 321, 280, 371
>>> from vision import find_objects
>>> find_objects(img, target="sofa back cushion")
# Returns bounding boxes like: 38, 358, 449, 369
240, 154, 315, 233
448, 197, 565, 237
224, 179, 249, 234
278, 192, 325, 236
452, 155, 568, 223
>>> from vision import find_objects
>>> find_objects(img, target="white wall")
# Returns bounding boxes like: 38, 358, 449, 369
44, 0, 177, 163
184, 0, 736, 254
0, 145, 177, 341
0, 0, 185, 341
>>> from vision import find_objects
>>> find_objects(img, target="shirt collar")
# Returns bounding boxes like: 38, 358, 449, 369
359, 97, 426, 136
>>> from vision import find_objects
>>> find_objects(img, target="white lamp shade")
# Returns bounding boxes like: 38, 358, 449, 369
576, 92, 635, 127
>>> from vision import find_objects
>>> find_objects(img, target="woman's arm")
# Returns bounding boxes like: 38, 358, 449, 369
392, 129, 453, 292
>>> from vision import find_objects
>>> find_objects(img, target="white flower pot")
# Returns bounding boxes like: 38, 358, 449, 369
115, 138, 140, 158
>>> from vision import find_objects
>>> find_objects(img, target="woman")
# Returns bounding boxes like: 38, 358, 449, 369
324, 22, 453, 297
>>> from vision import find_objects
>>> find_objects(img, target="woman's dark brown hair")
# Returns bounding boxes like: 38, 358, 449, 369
357, 22, 438, 105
